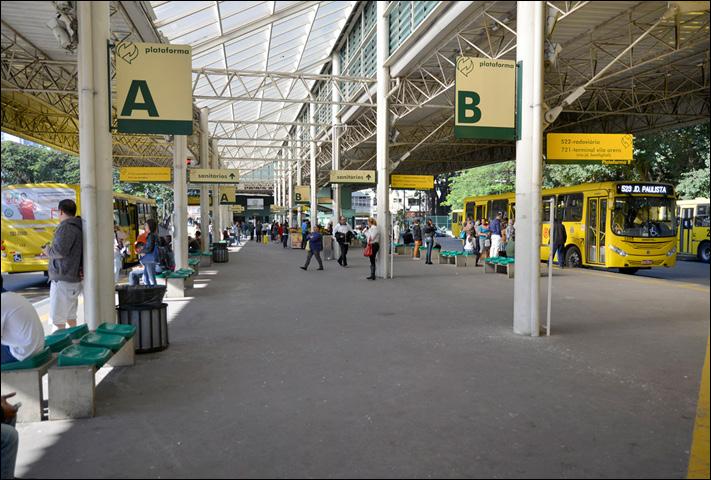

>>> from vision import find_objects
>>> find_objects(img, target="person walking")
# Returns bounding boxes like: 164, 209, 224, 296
423, 218, 436, 264
300, 226, 324, 271
281, 221, 290, 248
412, 219, 423, 260
552, 217, 567, 268
113, 222, 127, 283
255, 220, 262, 242
43, 199, 82, 331
364, 217, 380, 279
489, 212, 503, 258
333, 216, 353, 267
139, 219, 159, 286
301, 219, 309, 249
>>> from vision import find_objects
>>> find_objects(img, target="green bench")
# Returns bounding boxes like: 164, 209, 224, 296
1, 347, 54, 423
157, 267, 197, 298
188, 257, 201, 275
484, 257, 516, 278
48, 323, 136, 420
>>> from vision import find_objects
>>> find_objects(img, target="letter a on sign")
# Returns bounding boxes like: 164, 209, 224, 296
116, 41, 193, 135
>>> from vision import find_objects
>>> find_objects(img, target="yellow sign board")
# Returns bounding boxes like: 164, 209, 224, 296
547, 133, 633, 164
455, 57, 516, 140
188, 169, 240, 184
329, 170, 376, 184
391, 174, 434, 190
231, 205, 245, 213
119, 167, 172, 183
187, 195, 212, 207
294, 186, 310, 204
218, 186, 236, 204
116, 42, 193, 135
270, 205, 288, 213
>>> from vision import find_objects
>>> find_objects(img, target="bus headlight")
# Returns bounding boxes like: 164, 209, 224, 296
610, 244, 628, 257
666, 246, 677, 257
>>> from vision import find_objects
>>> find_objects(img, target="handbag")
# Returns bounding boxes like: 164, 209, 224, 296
305, 239, 311, 252
484, 238, 492, 248
459, 230, 466, 240
363, 239, 373, 257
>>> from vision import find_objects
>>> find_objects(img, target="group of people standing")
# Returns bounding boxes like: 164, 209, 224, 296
299, 217, 381, 280
461, 213, 515, 266
410, 219, 438, 264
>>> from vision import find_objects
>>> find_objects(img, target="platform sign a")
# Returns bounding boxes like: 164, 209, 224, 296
218, 186, 236, 204
455, 56, 516, 140
116, 42, 193, 135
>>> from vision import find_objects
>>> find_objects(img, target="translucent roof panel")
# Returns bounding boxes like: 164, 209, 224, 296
149, 1, 356, 163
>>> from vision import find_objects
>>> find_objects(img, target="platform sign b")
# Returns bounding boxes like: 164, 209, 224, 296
455, 56, 516, 140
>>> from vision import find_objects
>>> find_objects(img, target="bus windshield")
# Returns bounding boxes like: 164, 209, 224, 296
612, 196, 676, 237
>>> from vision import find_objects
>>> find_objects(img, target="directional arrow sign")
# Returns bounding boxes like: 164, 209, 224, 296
329, 170, 376, 184
188, 168, 240, 184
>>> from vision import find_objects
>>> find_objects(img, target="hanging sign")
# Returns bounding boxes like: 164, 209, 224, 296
188, 169, 240, 184
390, 174, 434, 190
232, 205, 245, 213
270, 205, 288, 213
455, 57, 516, 140
294, 186, 310, 204
218, 186, 236, 204
116, 41, 193, 135
119, 167, 172, 183
547, 133, 634, 164
329, 170, 376, 184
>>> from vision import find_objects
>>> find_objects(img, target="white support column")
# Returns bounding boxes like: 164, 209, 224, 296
514, 1, 545, 336
288, 137, 294, 226
173, 135, 188, 270
296, 128, 303, 228
309, 103, 318, 228
376, 0, 391, 279
199, 107, 210, 251
78, 1, 113, 330
281, 157, 287, 222
211, 139, 222, 243
331, 51, 342, 224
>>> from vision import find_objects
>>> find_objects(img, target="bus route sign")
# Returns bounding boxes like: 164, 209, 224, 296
547, 133, 633, 164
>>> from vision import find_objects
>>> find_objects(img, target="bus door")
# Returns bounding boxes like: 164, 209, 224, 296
586, 197, 607, 264
475, 204, 485, 221
678, 207, 694, 254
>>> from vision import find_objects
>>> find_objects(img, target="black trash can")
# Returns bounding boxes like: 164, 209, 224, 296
212, 241, 229, 263
116, 303, 169, 353
115, 285, 167, 307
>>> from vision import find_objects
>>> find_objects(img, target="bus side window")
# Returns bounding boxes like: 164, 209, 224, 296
465, 202, 475, 221
491, 199, 508, 219
542, 196, 554, 220
560, 193, 583, 222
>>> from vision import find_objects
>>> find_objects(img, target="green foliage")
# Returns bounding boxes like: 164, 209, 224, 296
676, 157, 710, 199
1, 141, 81, 185
442, 161, 516, 207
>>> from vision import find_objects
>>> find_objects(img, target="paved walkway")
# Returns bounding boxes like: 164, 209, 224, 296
15, 240, 710, 478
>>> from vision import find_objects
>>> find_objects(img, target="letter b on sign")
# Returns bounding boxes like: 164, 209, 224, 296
457, 91, 481, 124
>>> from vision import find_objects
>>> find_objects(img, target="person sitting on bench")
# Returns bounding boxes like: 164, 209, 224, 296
1, 278, 45, 365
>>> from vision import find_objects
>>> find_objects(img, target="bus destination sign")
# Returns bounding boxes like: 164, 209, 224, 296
616, 184, 672, 195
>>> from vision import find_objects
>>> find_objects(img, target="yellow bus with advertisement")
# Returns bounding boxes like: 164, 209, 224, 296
1, 183, 156, 273
676, 198, 710, 262
462, 181, 678, 273
450, 209, 464, 239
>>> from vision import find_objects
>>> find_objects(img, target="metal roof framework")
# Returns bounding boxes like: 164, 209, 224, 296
1, 1, 709, 191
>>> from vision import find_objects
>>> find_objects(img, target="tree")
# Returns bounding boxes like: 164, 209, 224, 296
1, 141, 80, 185
442, 161, 516, 208
676, 157, 710, 199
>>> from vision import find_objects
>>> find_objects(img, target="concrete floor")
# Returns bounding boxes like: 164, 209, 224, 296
14, 240, 710, 478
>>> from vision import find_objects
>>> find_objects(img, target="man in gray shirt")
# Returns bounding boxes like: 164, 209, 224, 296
43, 199, 83, 331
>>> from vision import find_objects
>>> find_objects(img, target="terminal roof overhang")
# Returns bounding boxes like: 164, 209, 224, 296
1, 1, 709, 190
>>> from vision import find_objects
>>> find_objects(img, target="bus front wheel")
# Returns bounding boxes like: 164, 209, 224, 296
564, 246, 582, 268
698, 241, 710, 263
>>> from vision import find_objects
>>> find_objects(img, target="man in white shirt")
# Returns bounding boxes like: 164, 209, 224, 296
1, 284, 45, 364
333, 216, 354, 267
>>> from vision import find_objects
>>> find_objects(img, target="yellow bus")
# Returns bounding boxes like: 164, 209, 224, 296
462, 181, 678, 273
1, 183, 157, 273
450, 209, 464, 239
676, 198, 710, 262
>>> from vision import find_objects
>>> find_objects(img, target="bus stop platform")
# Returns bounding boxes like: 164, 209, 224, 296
14, 241, 709, 478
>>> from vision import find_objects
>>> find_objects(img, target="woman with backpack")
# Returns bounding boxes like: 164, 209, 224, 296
139, 219, 159, 286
